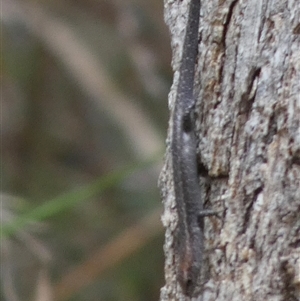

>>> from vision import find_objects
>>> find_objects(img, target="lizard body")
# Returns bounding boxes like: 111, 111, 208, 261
170, 0, 209, 296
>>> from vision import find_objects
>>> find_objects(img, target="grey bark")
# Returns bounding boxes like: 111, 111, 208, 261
159, 0, 300, 300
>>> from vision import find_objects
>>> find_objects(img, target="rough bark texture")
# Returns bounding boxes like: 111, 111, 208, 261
159, 0, 300, 300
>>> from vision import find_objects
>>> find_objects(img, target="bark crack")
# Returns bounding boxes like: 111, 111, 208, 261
239, 67, 261, 116
241, 186, 263, 234
217, 0, 239, 86
263, 111, 277, 145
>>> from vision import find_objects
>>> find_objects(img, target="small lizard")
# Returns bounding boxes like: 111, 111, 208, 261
171, 0, 216, 296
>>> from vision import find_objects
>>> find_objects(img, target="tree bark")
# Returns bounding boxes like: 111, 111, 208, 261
159, 0, 300, 300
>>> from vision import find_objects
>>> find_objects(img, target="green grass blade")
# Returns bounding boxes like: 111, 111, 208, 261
1, 154, 161, 239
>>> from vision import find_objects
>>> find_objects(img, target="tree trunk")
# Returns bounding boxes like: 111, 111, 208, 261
159, 0, 300, 300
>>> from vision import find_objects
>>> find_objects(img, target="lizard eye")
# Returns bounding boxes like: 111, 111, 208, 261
182, 114, 192, 132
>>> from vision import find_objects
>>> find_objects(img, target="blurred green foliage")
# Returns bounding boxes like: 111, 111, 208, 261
2, 155, 160, 239
1, 0, 171, 300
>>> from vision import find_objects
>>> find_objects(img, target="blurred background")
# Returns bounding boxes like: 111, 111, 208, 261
1, 0, 172, 300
